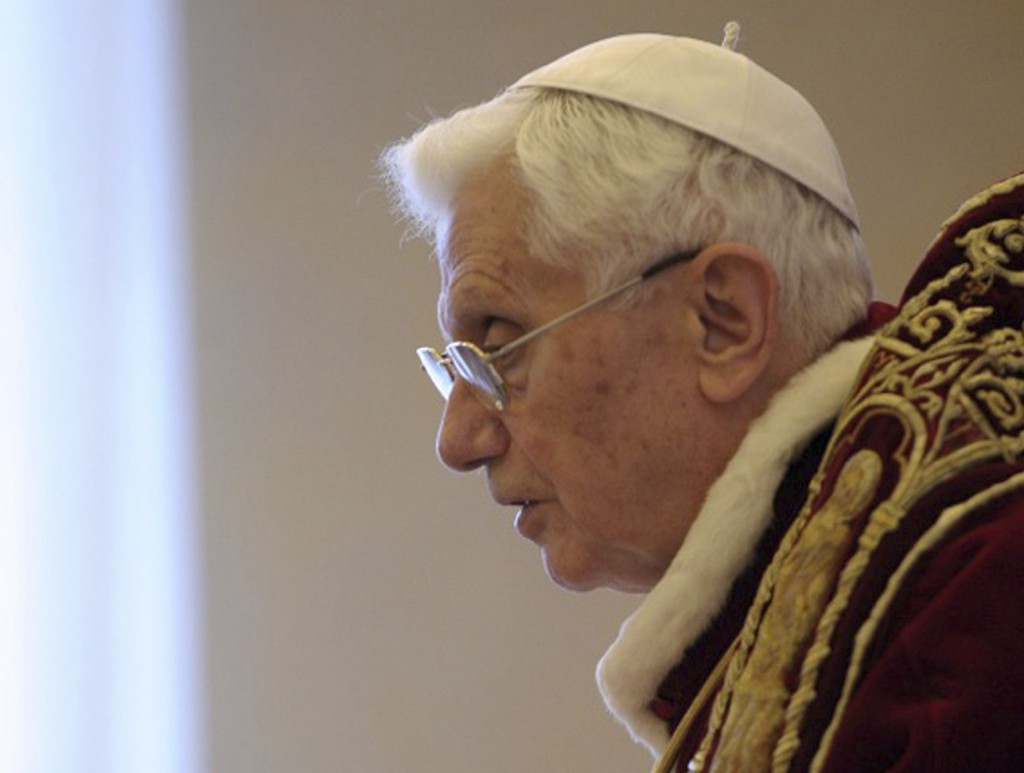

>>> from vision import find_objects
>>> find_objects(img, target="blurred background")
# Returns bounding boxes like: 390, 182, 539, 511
3, 1, 1022, 771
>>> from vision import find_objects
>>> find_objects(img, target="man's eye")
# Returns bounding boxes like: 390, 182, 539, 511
482, 318, 522, 352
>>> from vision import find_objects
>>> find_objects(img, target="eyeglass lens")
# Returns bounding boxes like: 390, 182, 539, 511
417, 348, 455, 399
448, 343, 508, 409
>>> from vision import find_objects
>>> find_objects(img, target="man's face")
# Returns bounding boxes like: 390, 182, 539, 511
433, 165, 732, 592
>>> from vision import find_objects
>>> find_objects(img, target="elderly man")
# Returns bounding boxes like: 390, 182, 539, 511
383, 26, 1024, 772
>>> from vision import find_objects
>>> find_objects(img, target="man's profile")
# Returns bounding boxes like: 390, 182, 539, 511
382, 24, 1024, 772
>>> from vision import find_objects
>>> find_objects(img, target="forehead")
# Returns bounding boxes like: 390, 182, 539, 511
437, 163, 583, 339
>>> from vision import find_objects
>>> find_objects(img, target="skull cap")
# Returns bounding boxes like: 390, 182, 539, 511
512, 32, 859, 228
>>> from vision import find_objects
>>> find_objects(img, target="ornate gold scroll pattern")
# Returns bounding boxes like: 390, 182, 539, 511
930, 171, 1024, 248
770, 196, 1024, 770
691, 179, 1024, 772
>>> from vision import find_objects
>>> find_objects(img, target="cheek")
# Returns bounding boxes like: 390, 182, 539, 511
572, 336, 673, 428
527, 347, 652, 475
517, 319, 694, 476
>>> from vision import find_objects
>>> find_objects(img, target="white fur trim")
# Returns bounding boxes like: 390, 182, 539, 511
596, 336, 875, 755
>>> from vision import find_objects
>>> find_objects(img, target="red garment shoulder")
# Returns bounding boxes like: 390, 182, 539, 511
822, 490, 1024, 772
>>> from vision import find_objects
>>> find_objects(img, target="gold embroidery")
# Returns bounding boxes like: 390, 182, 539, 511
710, 451, 882, 772
651, 637, 739, 773
692, 174, 1024, 772
929, 171, 1024, 250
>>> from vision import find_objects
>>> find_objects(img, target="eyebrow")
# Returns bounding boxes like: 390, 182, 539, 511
438, 275, 521, 343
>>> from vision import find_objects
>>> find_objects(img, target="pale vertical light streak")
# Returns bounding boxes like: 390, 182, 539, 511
0, 2, 201, 772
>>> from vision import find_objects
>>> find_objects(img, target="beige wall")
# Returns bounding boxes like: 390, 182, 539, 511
187, 1, 1023, 770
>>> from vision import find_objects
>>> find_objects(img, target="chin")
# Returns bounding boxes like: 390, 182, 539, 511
542, 557, 593, 592
542, 550, 657, 594
541, 551, 614, 593
547, 570, 601, 593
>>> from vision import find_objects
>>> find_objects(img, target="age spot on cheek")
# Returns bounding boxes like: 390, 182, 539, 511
622, 374, 640, 398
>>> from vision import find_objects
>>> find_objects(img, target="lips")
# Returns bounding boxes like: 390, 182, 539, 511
513, 500, 544, 542
493, 487, 547, 541
496, 494, 537, 510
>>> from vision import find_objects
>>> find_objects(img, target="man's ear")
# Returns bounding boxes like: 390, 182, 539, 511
690, 242, 779, 405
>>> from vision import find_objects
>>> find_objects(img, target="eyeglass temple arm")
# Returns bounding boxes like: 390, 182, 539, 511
641, 249, 700, 280
488, 249, 700, 362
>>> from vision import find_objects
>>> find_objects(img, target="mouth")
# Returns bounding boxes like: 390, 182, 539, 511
497, 493, 536, 508
511, 500, 543, 541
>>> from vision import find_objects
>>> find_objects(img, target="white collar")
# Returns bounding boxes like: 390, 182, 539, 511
596, 336, 874, 755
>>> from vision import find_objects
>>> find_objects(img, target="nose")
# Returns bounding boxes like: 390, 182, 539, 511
436, 381, 510, 472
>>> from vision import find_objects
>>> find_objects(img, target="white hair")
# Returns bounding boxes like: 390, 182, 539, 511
381, 87, 872, 360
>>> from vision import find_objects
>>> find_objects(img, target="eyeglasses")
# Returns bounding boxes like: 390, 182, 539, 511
416, 248, 701, 411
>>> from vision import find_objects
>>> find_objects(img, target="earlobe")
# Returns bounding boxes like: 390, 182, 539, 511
693, 243, 779, 405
